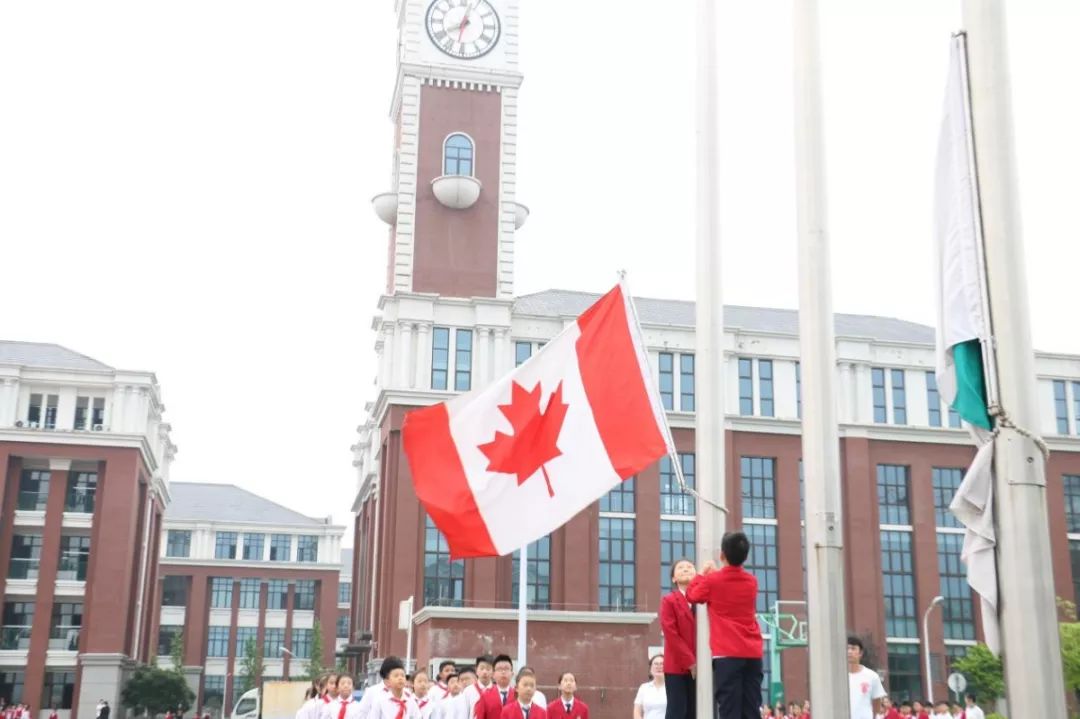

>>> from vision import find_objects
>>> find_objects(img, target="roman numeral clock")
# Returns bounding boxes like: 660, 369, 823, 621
425, 0, 501, 59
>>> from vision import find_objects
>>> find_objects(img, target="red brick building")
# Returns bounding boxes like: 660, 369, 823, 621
0, 341, 175, 719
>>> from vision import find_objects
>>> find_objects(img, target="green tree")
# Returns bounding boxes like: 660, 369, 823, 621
239, 637, 265, 694
307, 621, 326, 681
121, 665, 195, 717
1058, 598, 1080, 703
169, 632, 185, 676
952, 643, 1005, 704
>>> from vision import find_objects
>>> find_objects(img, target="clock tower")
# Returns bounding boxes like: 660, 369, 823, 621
372, 0, 527, 300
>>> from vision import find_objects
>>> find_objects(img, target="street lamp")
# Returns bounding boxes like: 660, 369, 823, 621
280, 646, 295, 658
923, 596, 945, 704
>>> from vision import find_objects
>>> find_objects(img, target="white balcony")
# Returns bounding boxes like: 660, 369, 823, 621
431, 175, 481, 210
372, 192, 399, 225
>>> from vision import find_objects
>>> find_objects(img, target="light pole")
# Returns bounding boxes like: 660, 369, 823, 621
279, 646, 295, 657
923, 596, 944, 703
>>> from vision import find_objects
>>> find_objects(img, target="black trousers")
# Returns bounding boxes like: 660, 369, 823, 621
664, 672, 695, 719
712, 657, 764, 719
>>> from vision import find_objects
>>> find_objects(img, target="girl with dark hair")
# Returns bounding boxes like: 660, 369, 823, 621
633, 655, 667, 719
659, 558, 697, 719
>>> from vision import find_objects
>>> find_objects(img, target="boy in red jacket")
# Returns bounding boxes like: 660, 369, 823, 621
686, 531, 764, 719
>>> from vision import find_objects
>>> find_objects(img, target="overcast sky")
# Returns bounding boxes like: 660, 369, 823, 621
1, 1, 1076, 540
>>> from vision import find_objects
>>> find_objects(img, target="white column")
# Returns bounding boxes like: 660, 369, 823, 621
380, 325, 396, 390
0, 379, 15, 426
477, 328, 491, 386
415, 324, 431, 389
837, 362, 855, 425
398, 323, 414, 389
497, 328, 511, 379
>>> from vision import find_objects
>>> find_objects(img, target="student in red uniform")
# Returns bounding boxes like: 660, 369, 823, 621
913, 701, 929, 719
48, 707, 59, 719
499, 669, 545, 719
660, 559, 697, 719
475, 655, 515, 719
687, 531, 764, 719
544, 673, 587, 719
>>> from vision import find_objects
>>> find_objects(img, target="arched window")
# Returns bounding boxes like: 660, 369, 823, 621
443, 133, 475, 176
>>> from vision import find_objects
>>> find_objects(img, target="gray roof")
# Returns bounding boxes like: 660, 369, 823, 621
166, 482, 329, 526
0, 341, 112, 371
514, 289, 935, 345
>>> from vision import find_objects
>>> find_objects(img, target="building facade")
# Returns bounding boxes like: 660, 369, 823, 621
154, 483, 345, 718
0, 341, 175, 719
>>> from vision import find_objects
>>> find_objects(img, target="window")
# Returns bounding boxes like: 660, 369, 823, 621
297, 536, 319, 563
1055, 380, 1070, 434
598, 517, 635, 611
948, 406, 961, 428
42, 671, 76, 710
206, 626, 230, 657
660, 454, 695, 517
881, 530, 917, 638
443, 133, 474, 176
9, 534, 43, 579
203, 676, 225, 712
795, 361, 802, 419
0, 672, 24, 705
891, 369, 907, 424
294, 580, 316, 611
210, 578, 234, 608
158, 625, 182, 655
660, 520, 696, 591
1072, 540, 1080, 607
338, 581, 351, 604
658, 353, 674, 411
162, 576, 187, 606
337, 614, 350, 639
235, 627, 257, 656
759, 360, 774, 417
17, 469, 50, 511
741, 457, 776, 520
27, 393, 41, 427
267, 579, 289, 610
515, 342, 532, 367
57, 535, 91, 581
1, 601, 34, 650
927, 371, 943, 427
872, 368, 887, 423
269, 534, 292, 562
455, 329, 473, 391
64, 471, 97, 513
263, 627, 284, 657
744, 523, 778, 615
75, 396, 105, 430
239, 578, 260, 609
932, 468, 964, 529
511, 535, 551, 610
423, 517, 464, 607
49, 602, 82, 651
243, 533, 265, 561
1074, 382, 1080, 436
680, 354, 695, 412
215, 532, 238, 560
166, 530, 191, 558
886, 643, 923, 701
599, 478, 635, 514
431, 327, 450, 390
31, 393, 59, 429
291, 628, 313, 659
937, 533, 975, 641
877, 465, 911, 526
738, 358, 754, 416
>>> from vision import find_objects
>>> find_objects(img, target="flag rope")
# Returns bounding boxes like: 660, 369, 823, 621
988, 407, 1051, 461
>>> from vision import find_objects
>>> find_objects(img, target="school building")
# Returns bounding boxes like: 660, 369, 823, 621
348, 1, 1080, 716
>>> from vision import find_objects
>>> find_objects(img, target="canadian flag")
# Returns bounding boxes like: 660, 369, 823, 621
403, 284, 670, 558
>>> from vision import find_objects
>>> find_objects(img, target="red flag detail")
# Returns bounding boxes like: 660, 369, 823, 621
477, 381, 568, 498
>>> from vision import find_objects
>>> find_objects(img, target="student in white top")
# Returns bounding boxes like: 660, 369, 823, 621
431, 661, 456, 701
846, 637, 886, 719
437, 667, 473, 719
930, 702, 951, 719
412, 670, 436, 719
298, 677, 326, 719
463, 655, 496, 717
963, 694, 984, 719
323, 674, 365, 719
633, 655, 667, 719
367, 658, 421, 719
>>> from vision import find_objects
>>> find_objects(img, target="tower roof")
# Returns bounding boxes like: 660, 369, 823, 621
0, 340, 113, 371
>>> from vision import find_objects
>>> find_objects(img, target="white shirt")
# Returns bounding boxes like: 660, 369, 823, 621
298, 698, 322, 719
633, 682, 667, 719
532, 692, 546, 710
368, 692, 420, 719
414, 695, 435, 719
964, 706, 985, 719
436, 694, 469, 719
322, 698, 365, 719
463, 683, 493, 717
847, 667, 886, 719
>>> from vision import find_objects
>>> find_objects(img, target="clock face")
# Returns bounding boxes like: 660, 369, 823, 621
425, 0, 501, 60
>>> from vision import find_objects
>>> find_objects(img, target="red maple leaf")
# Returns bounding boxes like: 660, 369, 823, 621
478, 381, 569, 498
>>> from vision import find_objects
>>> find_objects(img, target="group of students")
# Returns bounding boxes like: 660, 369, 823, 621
295, 654, 590, 719
0, 703, 38, 719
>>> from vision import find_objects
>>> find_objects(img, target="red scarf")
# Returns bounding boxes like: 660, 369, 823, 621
323, 695, 332, 704
419, 700, 429, 710
337, 699, 352, 719
390, 698, 407, 719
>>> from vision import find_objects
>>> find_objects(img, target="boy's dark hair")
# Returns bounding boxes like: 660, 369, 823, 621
475, 655, 494, 669
439, 660, 456, 672
514, 668, 535, 686
557, 671, 575, 684
721, 531, 750, 566
965, 693, 977, 702
458, 666, 477, 678
846, 635, 864, 652
899, 702, 913, 709
492, 654, 513, 669
379, 656, 404, 679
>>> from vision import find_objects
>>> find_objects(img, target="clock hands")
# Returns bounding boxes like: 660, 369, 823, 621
458, 0, 481, 42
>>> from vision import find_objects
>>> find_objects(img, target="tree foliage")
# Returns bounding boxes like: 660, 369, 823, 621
121, 665, 194, 716
169, 632, 185, 675
1057, 598, 1080, 703
240, 637, 265, 694
952, 644, 1005, 704
307, 620, 326, 681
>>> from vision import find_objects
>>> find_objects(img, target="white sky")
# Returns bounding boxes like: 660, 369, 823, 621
1, 1, 1077, 539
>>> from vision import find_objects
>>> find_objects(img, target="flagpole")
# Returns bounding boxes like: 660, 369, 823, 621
694, 0, 724, 715
961, 1, 1066, 713
792, 1, 849, 715
517, 542, 528, 666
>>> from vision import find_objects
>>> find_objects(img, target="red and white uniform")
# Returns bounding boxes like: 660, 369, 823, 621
429, 684, 450, 702
414, 696, 435, 719
545, 698, 588, 719
321, 697, 364, 719
462, 683, 493, 719
367, 691, 419, 719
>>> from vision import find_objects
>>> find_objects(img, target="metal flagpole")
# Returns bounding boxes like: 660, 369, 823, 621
517, 543, 528, 666
791, 1, 849, 715
961, 1, 1066, 713
695, 0, 724, 715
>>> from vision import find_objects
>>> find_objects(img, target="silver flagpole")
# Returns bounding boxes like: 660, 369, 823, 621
961, 1, 1066, 713
517, 542, 528, 666
792, 0, 849, 715
694, 0, 724, 715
